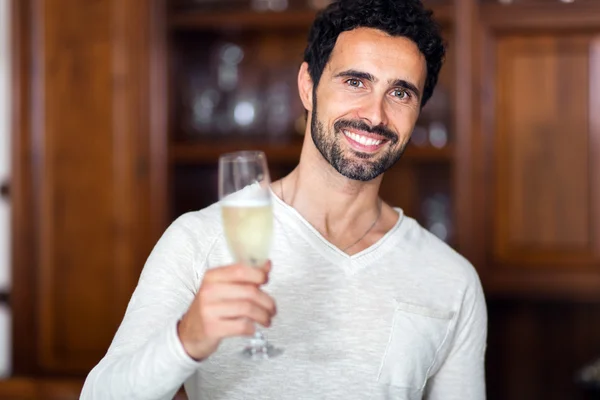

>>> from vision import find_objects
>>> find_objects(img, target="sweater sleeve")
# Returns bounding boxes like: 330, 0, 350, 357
424, 268, 488, 400
80, 213, 210, 400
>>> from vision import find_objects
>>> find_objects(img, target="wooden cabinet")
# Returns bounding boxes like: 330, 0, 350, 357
467, 2, 600, 300
11, 0, 166, 376
494, 34, 599, 266
8, 0, 600, 399
468, 3, 600, 399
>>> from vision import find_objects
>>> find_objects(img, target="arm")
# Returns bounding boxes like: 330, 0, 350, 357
424, 271, 488, 400
81, 213, 276, 400
80, 215, 204, 400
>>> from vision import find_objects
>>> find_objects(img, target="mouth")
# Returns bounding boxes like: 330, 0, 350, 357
342, 129, 390, 153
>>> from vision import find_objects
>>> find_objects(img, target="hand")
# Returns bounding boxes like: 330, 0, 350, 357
177, 261, 276, 361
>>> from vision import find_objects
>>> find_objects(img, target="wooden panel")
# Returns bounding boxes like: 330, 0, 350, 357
0, 379, 188, 400
453, 0, 477, 259
38, 0, 117, 369
486, 300, 600, 400
0, 379, 82, 400
11, 0, 37, 375
492, 33, 600, 269
12, 0, 167, 374
480, 3, 600, 30
497, 36, 589, 248
591, 37, 600, 268
167, 5, 454, 30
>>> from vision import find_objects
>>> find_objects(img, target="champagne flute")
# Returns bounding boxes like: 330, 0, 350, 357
218, 150, 283, 360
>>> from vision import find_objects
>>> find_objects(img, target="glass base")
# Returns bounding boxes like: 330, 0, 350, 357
241, 331, 283, 360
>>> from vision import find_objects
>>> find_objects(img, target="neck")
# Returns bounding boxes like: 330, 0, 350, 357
278, 134, 387, 251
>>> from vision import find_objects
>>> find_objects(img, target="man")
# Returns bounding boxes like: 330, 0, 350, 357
81, 0, 487, 398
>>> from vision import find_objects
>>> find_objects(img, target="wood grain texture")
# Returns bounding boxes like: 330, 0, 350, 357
37, 0, 117, 372
487, 299, 600, 400
11, 0, 167, 374
11, 0, 38, 375
0, 379, 188, 400
474, 9, 600, 399
494, 34, 594, 265
474, 6, 600, 297
480, 3, 600, 30
590, 38, 600, 260
453, 0, 476, 259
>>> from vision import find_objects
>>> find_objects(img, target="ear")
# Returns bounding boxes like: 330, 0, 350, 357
298, 62, 314, 112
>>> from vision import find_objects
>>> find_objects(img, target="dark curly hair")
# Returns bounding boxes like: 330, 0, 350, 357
303, 0, 445, 107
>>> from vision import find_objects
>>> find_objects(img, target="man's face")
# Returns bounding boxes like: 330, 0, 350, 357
307, 28, 427, 181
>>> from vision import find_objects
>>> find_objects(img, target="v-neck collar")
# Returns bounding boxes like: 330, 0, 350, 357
270, 189, 408, 274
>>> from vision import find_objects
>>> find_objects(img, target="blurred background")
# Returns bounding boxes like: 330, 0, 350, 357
1, 0, 600, 398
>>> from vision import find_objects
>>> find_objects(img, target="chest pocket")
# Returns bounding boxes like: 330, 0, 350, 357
378, 300, 454, 390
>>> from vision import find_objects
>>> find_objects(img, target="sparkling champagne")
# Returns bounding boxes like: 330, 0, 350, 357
222, 200, 273, 266
218, 150, 282, 359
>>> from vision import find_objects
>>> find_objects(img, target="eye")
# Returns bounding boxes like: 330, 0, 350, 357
392, 89, 410, 99
346, 79, 363, 88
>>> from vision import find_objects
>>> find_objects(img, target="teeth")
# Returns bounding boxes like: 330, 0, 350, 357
344, 130, 382, 146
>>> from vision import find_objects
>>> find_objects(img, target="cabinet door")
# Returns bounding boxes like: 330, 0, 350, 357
12, 0, 167, 374
471, 6, 600, 299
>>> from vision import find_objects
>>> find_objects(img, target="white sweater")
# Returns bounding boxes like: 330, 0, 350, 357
81, 193, 487, 399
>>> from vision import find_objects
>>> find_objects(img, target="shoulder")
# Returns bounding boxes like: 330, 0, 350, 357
157, 201, 224, 256
397, 215, 481, 290
172, 202, 223, 237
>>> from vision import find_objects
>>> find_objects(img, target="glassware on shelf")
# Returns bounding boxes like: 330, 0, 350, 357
230, 92, 261, 135
179, 31, 308, 140
217, 42, 244, 92
262, 66, 299, 138
422, 193, 452, 242
251, 0, 289, 12
411, 125, 429, 147
428, 121, 448, 149
182, 63, 224, 138
264, 81, 292, 137
212, 40, 262, 136
192, 87, 221, 132
418, 84, 451, 148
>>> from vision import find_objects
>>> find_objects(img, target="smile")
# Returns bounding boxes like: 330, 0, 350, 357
343, 130, 388, 151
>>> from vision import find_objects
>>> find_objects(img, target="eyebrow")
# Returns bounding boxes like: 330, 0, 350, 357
333, 69, 422, 100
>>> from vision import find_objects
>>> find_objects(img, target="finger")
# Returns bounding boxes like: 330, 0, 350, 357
262, 260, 272, 273
205, 301, 273, 328
204, 263, 270, 285
201, 283, 276, 315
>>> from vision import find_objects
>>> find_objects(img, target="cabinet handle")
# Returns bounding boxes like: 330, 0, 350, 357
0, 181, 9, 199
0, 291, 8, 306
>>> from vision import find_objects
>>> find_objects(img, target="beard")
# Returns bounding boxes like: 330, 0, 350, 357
310, 98, 407, 182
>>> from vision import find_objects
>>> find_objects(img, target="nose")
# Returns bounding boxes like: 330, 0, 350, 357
356, 96, 388, 127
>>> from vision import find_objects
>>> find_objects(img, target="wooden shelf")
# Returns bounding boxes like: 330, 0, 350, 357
170, 139, 304, 165
169, 10, 318, 30
169, 139, 454, 165
168, 3, 453, 31
481, 2, 600, 29
483, 269, 600, 303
